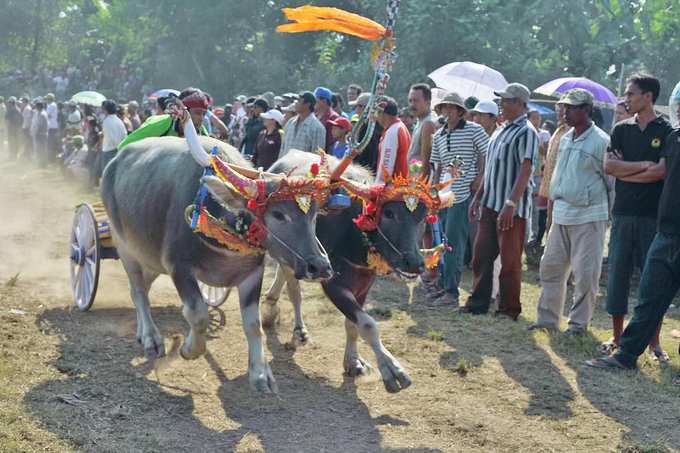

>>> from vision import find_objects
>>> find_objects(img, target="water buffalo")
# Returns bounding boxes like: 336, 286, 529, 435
261, 151, 453, 393
101, 135, 332, 393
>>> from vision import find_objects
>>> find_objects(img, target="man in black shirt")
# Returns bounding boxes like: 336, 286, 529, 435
240, 98, 268, 157
587, 119, 680, 369
600, 74, 673, 361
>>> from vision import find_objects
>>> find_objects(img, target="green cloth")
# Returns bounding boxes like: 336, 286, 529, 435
117, 114, 209, 151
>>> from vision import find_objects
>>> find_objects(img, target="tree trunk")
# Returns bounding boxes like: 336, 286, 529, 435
30, 0, 44, 77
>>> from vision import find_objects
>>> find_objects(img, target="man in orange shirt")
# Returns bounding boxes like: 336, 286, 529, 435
373, 96, 411, 183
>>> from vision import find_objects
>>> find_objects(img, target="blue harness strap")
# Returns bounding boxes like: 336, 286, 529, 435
190, 146, 219, 229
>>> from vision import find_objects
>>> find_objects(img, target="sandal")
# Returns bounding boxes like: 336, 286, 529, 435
672, 375, 680, 387
597, 339, 618, 355
649, 345, 671, 363
585, 356, 631, 370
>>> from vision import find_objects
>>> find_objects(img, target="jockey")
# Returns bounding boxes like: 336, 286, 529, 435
117, 88, 211, 151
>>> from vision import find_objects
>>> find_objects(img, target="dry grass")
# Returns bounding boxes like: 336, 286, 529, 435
1, 159, 679, 452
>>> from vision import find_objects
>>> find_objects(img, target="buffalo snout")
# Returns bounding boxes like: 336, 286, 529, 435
295, 255, 333, 281
402, 253, 425, 275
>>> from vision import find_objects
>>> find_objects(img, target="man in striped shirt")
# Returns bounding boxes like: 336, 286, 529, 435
463, 83, 538, 320
430, 92, 489, 305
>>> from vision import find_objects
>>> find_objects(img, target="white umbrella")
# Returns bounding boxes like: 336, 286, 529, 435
428, 61, 508, 102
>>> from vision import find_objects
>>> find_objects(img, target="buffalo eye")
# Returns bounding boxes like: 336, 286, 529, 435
383, 209, 395, 220
271, 210, 287, 222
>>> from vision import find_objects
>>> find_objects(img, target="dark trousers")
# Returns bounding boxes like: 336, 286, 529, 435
605, 215, 657, 315
614, 233, 680, 367
7, 130, 19, 159
22, 128, 33, 159
535, 209, 547, 244
47, 128, 60, 164
466, 207, 526, 319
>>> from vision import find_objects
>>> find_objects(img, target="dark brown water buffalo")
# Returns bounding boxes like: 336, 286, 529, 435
101, 136, 332, 393
262, 151, 453, 393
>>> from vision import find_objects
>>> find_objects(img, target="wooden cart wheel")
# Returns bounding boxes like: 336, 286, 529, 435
198, 282, 230, 307
69, 204, 101, 311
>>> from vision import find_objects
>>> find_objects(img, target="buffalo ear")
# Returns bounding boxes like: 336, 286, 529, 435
202, 175, 247, 210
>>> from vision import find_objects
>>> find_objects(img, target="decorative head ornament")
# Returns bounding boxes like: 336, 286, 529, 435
340, 169, 455, 232
211, 152, 331, 213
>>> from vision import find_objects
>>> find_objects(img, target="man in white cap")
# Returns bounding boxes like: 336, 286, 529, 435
464, 83, 538, 320
471, 100, 499, 138
529, 89, 612, 335
430, 92, 490, 306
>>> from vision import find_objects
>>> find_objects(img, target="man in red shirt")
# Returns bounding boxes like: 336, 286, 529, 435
314, 86, 340, 153
373, 96, 411, 183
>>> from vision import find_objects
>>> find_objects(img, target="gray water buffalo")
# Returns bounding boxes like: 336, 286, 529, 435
261, 151, 453, 393
101, 135, 332, 393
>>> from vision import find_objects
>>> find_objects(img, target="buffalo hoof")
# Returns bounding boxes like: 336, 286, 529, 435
292, 326, 310, 345
261, 299, 280, 329
378, 359, 412, 393
141, 332, 165, 359
180, 332, 206, 360
249, 363, 278, 394
344, 357, 373, 377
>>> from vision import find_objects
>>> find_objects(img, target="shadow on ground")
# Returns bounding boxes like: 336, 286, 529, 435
25, 305, 441, 452
371, 274, 680, 451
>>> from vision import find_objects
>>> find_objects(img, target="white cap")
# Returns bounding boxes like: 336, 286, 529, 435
472, 100, 499, 117
260, 109, 284, 126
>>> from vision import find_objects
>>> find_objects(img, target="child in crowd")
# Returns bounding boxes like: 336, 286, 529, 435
329, 116, 352, 159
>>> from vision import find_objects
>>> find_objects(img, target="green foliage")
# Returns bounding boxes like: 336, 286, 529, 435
1, 0, 679, 102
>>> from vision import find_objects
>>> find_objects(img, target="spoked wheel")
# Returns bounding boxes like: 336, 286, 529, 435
69, 204, 100, 311
198, 282, 230, 307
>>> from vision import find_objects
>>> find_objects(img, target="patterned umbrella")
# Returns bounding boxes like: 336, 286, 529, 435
428, 61, 508, 102
71, 91, 106, 107
534, 77, 617, 106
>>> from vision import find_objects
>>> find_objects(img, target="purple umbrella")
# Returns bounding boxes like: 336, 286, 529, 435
534, 77, 617, 106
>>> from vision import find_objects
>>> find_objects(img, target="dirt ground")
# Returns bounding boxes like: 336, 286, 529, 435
1, 158, 679, 453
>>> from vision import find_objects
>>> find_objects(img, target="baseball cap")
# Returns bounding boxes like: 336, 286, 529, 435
253, 98, 269, 111
349, 92, 371, 107
328, 116, 352, 131
494, 83, 531, 103
314, 86, 333, 102
282, 92, 299, 101
235, 95, 247, 103
557, 88, 594, 106
472, 100, 499, 116
299, 91, 316, 106
434, 92, 467, 110
260, 109, 285, 126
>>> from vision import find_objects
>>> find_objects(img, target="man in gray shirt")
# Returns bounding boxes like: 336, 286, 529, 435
406, 83, 437, 180
281, 91, 326, 156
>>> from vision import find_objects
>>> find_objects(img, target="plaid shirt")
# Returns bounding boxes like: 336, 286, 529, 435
281, 113, 326, 155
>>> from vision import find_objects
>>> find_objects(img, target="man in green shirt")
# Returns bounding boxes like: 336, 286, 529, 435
118, 88, 211, 151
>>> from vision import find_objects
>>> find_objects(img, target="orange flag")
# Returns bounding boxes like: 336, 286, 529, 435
276, 5, 386, 41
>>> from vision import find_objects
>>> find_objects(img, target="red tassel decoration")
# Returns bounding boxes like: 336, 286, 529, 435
426, 214, 438, 224
247, 199, 258, 210
365, 202, 377, 215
